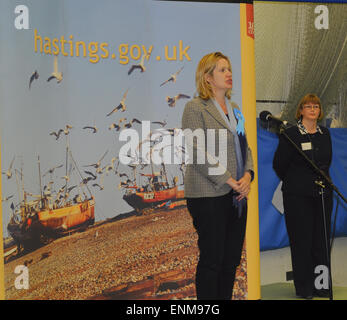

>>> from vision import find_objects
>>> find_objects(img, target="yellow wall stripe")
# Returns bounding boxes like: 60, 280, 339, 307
240, 3, 261, 300
0, 140, 4, 300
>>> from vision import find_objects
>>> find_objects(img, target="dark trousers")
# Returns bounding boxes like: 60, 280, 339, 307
283, 192, 333, 296
187, 191, 247, 300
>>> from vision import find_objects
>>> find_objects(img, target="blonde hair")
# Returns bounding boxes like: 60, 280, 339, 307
295, 93, 324, 121
195, 52, 232, 100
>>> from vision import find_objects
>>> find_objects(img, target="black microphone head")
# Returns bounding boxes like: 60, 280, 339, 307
259, 110, 271, 122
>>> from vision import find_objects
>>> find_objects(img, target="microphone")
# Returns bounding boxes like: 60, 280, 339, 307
259, 110, 288, 126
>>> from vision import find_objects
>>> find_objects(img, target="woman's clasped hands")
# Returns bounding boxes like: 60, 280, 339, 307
226, 171, 252, 201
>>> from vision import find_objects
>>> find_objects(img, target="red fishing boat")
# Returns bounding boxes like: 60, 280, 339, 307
7, 146, 95, 251
121, 166, 185, 215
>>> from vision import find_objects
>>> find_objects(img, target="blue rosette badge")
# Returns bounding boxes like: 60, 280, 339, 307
233, 108, 245, 136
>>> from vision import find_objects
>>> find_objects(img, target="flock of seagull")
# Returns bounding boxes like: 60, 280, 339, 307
29, 55, 63, 89
3, 53, 190, 207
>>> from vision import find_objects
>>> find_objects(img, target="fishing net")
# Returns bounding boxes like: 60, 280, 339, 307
254, 2, 347, 127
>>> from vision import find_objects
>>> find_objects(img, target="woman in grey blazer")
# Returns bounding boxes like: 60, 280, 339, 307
182, 52, 254, 300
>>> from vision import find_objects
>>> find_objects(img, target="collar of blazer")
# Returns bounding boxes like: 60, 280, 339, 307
297, 118, 323, 135
199, 97, 239, 133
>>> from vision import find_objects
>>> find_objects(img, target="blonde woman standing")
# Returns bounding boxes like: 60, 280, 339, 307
182, 52, 254, 300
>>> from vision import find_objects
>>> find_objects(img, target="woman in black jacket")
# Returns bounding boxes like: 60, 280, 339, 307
273, 94, 333, 299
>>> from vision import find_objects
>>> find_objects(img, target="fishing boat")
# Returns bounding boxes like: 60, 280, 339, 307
7, 145, 95, 251
7, 196, 95, 250
122, 181, 185, 214
120, 157, 185, 215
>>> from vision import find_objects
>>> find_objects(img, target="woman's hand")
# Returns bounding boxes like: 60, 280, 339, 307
236, 171, 252, 201
237, 171, 251, 193
226, 176, 241, 192
227, 172, 252, 201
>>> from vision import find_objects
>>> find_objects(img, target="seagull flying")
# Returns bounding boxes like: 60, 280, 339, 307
47, 55, 63, 83
2, 195, 14, 202
43, 164, 63, 177
29, 70, 39, 89
152, 120, 167, 127
67, 185, 77, 193
166, 94, 190, 107
104, 157, 117, 174
2, 156, 15, 179
50, 129, 63, 140
83, 125, 98, 133
50, 125, 72, 140
61, 175, 70, 182
84, 171, 97, 180
80, 177, 94, 186
108, 123, 121, 131
63, 124, 73, 135
92, 183, 104, 191
160, 66, 184, 87
156, 128, 180, 137
124, 118, 142, 128
96, 166, 104, 175
83, 150, 108, 169
107, 89, 129, 116
128, 54, 149, 75
118, 181, 130, 189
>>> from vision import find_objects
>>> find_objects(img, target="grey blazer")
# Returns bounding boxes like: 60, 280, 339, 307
181, 97, 254, 198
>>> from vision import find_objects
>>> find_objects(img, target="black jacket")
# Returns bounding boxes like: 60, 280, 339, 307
273, 124, 332, 197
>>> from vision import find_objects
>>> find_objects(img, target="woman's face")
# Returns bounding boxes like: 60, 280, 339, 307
300, 101, 321, 122
206, 58, 232, 95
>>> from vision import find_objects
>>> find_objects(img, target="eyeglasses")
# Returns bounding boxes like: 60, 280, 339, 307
302, 105, 320, 110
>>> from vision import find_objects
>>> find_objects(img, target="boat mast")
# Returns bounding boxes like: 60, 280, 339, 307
14, 169, 21, 207
18, 158, 26, 219
38, 155, 43, 200
14, 167, 23, 219
149, 147, 154, 178
64, 136, 69, 201
21, 158, 24, 205
161, 162, 169, 187
149, 146, 157, 190
68, 149, 93, 198
130, 164, 137, 187
159, 145, 170, 187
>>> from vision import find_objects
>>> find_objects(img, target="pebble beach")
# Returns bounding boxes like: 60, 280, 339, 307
4, 206, 247, 300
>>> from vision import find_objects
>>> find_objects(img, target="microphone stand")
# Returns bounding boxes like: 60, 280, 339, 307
315, 180, 333, 300
278, 124, 347, 301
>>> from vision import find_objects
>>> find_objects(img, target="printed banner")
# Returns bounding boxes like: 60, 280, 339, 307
0, 0, 259, 300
